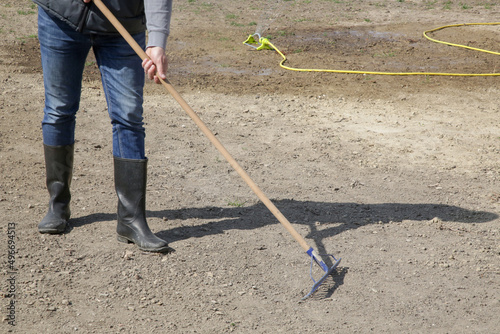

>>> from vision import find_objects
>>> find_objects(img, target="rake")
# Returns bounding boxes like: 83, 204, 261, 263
92, 0, 341, 299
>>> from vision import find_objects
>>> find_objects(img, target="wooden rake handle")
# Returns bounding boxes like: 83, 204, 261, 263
92, 0, 311, 253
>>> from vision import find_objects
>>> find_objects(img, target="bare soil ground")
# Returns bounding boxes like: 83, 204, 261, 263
1, 0, 499, 333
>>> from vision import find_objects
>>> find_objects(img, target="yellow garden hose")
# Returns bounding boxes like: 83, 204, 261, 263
244, 23, 500, 76
423, 22, 500, 56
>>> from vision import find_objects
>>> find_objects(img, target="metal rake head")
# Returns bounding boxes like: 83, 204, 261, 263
302, 250, 342, 300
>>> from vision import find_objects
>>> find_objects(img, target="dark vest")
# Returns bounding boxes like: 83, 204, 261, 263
33, 0, 145, 34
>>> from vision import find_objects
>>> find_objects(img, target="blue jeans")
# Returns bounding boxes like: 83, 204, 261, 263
38, 8, 146, 159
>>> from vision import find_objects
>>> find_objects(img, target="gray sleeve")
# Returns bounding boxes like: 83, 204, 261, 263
144, 0, 172, 50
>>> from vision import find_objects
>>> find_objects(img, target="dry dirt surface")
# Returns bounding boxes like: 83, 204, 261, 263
1, 0, 499, 333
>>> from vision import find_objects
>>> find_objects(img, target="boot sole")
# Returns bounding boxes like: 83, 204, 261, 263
38, 222, 68, 234
117, 235, 171, 253
38, 228, 66, 234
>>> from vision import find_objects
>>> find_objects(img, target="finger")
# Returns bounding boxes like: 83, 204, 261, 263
143, 59, 153, 72
155, 60, 167, 80
143, 59, 154, 80
148, 64, 157, 81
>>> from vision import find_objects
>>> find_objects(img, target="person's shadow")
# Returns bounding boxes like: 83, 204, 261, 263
73, 200, 498, 255
72, 200, 497, 297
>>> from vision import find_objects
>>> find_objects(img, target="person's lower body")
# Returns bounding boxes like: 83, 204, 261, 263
37, 8, 168, 251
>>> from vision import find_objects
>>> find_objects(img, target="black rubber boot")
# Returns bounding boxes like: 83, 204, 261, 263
114, 157, 170, 253
38, 144, 74, 234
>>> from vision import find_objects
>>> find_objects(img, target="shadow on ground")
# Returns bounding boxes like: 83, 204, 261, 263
73, 199, 498, 246
71, 200, 496, 298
